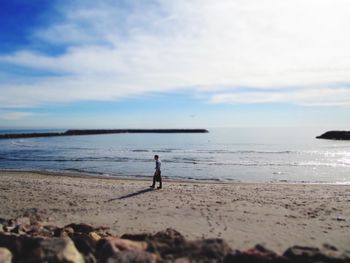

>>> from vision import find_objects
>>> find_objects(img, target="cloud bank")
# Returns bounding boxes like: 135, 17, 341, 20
1, 0, 350, 108
0, 111, 33, 120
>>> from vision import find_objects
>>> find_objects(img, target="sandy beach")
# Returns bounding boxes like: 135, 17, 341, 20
0, 170, 349, 254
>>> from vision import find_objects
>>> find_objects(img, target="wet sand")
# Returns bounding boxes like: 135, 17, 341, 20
0, 171, 349, 253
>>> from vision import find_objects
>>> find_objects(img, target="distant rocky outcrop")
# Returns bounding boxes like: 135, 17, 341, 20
0, 129, 209, 140
316, 131, 350, 140
0, 210, 349, 263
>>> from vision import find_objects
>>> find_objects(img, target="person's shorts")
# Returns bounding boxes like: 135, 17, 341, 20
154, 170, 161, 182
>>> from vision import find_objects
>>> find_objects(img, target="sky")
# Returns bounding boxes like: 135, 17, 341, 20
0, 0, 349, 129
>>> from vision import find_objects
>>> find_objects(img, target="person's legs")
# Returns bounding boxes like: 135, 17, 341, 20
157, 172, 162, 189
150, 173, 156, 188
158, 176, 162, 189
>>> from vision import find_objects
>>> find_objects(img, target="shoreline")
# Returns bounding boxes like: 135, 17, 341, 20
1, 170, 350, 253
1, 168, 349, 185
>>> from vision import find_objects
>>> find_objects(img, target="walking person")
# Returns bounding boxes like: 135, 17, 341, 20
150, 155, 162, 189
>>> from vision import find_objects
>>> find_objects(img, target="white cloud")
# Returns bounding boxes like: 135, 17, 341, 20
0, 112, 33, 120
1, 0, 350, 107
209, 87, 350, 106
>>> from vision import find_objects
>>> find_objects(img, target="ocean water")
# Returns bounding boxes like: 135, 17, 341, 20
0, 128, 349, 183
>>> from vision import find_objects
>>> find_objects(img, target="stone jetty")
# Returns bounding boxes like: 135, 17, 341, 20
0, 129, 209, 140
316, 131, 350, 140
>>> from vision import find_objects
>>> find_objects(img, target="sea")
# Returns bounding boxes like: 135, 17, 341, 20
0, 128, 349, 183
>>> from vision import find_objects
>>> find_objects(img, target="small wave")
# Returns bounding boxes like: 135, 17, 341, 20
162, 149, 346, 155
62, 168, 106, 176
152, 150, 173, 153
10, 140, 36, 148
132, 149, 149, 152
339, 158, 350, 165
306, 150, 350, 157
167, 157, 200, 164
198, 149, 294, 154
298, 161, 350, 168
64, 147, 96, 151
273, 171, 284, 175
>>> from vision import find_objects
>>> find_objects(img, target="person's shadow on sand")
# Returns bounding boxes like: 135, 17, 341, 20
106, 188, 154, 202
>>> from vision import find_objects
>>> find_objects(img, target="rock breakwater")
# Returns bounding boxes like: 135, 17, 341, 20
316, 131, 350, 140
0, 129, 209, 140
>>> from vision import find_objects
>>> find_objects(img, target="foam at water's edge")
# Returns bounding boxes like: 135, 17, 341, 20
1, 168, 350, 185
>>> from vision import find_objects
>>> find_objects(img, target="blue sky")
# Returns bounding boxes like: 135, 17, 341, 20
0, 0, 349, 129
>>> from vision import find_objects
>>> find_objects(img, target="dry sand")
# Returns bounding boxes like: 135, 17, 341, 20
0, 171, 349, 253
